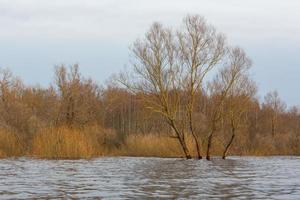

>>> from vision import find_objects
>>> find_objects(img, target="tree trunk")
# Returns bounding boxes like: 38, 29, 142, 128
222, 128, 235, 159
271, 117, 276, 137
206, 130, 214, 160
188, 111, 202, 159
192, 134, 202, 159
179, 137, 192, 159
170, 120, 192, 159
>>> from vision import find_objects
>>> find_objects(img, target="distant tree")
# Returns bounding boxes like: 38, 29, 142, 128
55, 65, 102, 127
263, 91, 286, 137
0, 68, 28, 133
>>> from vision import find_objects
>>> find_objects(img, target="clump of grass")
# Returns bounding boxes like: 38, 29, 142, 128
31, 125, 121, 159
32, 126, 96, 159
0, 129, 24, 158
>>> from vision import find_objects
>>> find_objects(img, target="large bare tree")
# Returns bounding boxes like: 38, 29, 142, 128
178, 15, 226, 159
119, 15, 227, 159
119, 22, 193, 158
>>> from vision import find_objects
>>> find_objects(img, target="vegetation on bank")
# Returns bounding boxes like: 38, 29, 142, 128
0, 15, 299, 159
0, 126, 299, 159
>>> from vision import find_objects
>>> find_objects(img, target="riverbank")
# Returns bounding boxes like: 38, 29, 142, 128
1, 126, 299, 159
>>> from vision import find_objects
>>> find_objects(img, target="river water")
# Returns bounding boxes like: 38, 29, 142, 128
0, 157, 299, 199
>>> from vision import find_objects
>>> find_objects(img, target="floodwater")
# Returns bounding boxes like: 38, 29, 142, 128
0, 157, 299, 199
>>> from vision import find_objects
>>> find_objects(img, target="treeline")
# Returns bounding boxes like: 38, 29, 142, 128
0, 15, 299, 159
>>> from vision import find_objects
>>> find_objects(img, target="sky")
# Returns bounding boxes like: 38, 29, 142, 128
0, 0, 299, 106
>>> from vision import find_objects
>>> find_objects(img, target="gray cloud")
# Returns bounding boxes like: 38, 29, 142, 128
0, 0, 299, 42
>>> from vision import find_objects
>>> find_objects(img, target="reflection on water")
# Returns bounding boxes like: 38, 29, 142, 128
0, 157, 299, 199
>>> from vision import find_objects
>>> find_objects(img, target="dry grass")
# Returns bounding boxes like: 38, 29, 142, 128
0, 129, 24, 158
31, 125, 121, 159
0, 126, 299, 159
116, 134, 198, 158
31, 127, 95, 159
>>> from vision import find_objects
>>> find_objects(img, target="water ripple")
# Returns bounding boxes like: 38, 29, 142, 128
0, 156, 299, 199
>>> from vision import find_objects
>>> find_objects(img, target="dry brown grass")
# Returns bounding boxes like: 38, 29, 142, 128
31, 125, 115, 159
116, 134, 198, 158
1, 126, 299, 159
0, 129, 24, 158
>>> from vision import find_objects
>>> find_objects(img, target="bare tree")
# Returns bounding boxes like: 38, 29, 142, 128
178, 15, 226, 159
119, 23, 193, 158
206, 47, 252, 160
55, 65, 102, 127
222, 74, 256, 159
263, 91, 286, 137
119, 15, 228, 159
0, 68, 28, 133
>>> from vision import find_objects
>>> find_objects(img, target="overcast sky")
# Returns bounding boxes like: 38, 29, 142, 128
0, 0, 299, 106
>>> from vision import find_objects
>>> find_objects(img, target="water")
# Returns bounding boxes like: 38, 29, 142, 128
0, 157, 299, 199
